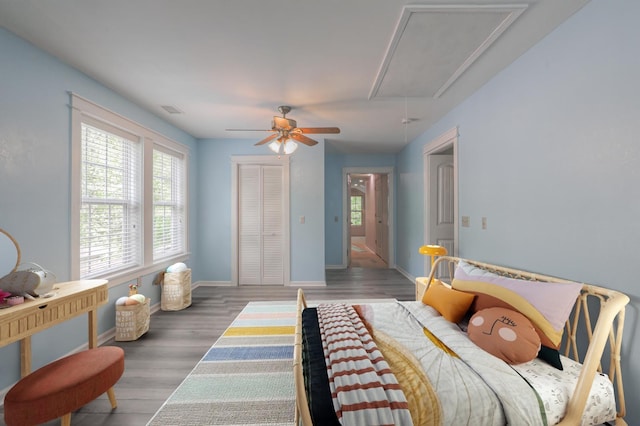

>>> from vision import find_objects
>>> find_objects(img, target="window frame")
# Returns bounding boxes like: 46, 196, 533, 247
350, 195, 363, 226
152, 145, 186, 262
79, 119, 143, 278
71, 93, 189, 287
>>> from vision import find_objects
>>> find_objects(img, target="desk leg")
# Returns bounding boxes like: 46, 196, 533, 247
20, 336, 32, 377
88, 309, 98, 349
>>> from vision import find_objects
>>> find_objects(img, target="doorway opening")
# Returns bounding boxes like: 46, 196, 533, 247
343, 167, 394, 269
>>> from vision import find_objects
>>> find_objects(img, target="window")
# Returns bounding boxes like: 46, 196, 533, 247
71, 94, 189, 282
80, 121, 142, 277
350, 195, 363, 226
153, 147, 185, 260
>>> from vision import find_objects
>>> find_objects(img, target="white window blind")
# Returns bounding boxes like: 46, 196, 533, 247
80, 122, 142, 278
71, 93, 189, 283
153, 146, 185, 260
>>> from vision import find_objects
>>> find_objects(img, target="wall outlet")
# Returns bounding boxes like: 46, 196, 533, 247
481, 217, 487, 230
461, 216, 470, 227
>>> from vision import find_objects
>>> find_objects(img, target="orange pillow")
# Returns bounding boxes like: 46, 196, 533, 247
468, 307, 541, 365
421, 279, 475, 323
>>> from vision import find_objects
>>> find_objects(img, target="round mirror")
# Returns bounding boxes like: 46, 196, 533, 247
0, 228, 20, 278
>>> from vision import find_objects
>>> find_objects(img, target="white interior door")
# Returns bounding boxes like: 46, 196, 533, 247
346, 174, 352, 266
238, 164, 284, 285
238, 165, 260, 284
261, 165, 284, 284
428, 154, 454, 276
374, 174, 389, 263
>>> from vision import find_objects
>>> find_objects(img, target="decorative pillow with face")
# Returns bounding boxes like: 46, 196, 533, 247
468, 307, 541, 365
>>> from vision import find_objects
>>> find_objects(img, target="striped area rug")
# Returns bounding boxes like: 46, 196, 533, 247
147, 301, 297, 426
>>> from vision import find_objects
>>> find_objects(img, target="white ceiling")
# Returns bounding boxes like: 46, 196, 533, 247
0, 0, 588, 154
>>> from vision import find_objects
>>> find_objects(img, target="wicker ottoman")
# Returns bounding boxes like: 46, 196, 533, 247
4, 346, 125, 426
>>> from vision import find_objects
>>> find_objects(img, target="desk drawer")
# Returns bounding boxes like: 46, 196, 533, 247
0, 286, 108, 345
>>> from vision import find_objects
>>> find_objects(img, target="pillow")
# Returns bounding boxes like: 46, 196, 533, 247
421, 279, 475, 323
468, 307, 541, 365
451, 260, 582, 369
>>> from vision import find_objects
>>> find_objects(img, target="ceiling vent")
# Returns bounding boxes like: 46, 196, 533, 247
161, 105, 184, 114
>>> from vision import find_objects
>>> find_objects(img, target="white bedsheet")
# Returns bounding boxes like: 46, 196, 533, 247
360, 301, 617, 426
513, 356, 616, 426
364, 301, 545, 425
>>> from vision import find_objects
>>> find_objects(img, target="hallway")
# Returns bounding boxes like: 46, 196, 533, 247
350, 236, 387, 269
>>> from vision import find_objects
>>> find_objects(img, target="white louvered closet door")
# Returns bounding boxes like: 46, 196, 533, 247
238, 164, 284, 285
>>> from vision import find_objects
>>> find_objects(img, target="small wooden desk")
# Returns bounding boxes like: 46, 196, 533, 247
0, 280, 109, 377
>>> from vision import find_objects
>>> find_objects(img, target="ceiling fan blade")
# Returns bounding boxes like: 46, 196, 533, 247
226, 129, 273, 132
297, 127, 340, 134
290, 133, 318, 146
255, 133, 278, 146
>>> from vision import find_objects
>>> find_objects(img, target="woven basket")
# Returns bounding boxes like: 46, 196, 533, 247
115, 298, 150, 341
161, 269, 192, 311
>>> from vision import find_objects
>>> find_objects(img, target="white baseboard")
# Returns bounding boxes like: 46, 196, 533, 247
195, 280, 326, 287
394, 265, 415, 283
195, 280, 234, 287
325, 264, 346, 269
287, 281, 326, 287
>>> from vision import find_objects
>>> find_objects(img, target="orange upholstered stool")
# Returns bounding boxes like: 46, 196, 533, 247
4, 346, 125, 426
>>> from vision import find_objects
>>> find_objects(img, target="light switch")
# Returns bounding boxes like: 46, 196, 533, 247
481, 217, 487, 230
461, 216, 470, 227
300, 216, 305, 224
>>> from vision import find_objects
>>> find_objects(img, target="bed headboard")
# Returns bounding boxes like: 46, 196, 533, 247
420, 256, 630, 425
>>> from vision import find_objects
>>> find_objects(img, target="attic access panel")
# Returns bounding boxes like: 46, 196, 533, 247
369, 4, 527, 99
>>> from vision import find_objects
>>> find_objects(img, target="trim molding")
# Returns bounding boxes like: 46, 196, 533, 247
287, 281, 327, 287
423, 127, 459, 276
195, 281, 234, 287
342, 167, 395, 268
325, 264, 346, 270
394, 265, 416, 285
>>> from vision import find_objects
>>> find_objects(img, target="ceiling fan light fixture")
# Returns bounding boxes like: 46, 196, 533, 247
268, 140, 280, 154
268, 138, 298, 155
284, 139, 299, 154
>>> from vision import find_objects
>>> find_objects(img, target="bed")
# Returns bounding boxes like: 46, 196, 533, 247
293, 256, 629, 425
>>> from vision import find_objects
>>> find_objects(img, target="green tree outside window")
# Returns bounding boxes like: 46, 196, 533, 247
350, 195, 363, 226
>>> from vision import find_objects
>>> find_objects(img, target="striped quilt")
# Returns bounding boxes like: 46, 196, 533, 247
316, 303, 413, 426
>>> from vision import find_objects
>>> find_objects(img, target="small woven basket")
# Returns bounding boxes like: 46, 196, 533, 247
115, 298, 150, 341
161, 269, 192, 311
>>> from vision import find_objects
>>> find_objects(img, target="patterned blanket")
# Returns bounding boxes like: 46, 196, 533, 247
316, 303, 413, 426
363, 301, 546, 426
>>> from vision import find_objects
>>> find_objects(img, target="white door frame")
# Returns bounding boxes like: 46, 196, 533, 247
231, 155, 291, 286
423, 127, 459, 275
342, 167, 394, 268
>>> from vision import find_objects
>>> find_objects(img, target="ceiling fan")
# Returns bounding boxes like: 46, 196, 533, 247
226, 105, 340, 155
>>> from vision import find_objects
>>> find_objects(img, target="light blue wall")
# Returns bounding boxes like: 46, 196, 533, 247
196, 138, 326, 283
324, 153, 396, 266
397, 0, 640, 422
396, 138, 426, 275
2, 0, 638, 419
0, 28, 197, 391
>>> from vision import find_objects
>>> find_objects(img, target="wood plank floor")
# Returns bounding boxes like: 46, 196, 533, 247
0, 268, 414, 426
350, 236, 388, 268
